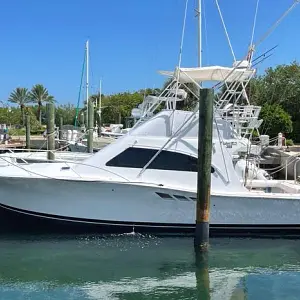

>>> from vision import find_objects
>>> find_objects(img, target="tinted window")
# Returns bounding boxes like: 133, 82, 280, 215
106, 147, 198, 172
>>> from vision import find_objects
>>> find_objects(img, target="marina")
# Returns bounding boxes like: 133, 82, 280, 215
0, 0, 300, 298
0, 1, 299, 237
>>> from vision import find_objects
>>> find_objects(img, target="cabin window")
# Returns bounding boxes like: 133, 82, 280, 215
106, 147, 198, 172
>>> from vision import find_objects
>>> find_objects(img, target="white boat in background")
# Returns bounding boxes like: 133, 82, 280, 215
66, 135, 115, 152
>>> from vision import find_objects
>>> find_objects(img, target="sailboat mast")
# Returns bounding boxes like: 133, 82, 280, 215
97, 79, 102, 136
86, 40, 89, 109
99, 79, 102, 112
197, 0, 202, 68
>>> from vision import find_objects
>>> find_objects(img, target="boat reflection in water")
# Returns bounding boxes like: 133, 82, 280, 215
0, 235, 300, 299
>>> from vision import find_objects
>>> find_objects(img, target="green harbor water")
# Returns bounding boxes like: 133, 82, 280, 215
0, 234, 300, 299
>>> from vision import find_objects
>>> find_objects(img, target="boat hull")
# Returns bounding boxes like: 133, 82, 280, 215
1, 177, 300, 237
2, 202, 300, 237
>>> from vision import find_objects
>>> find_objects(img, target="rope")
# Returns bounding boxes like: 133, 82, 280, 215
268, 155, 298, 176
2, 127, 88, 154
215, 0, 236, 62
263, 154, 297, 172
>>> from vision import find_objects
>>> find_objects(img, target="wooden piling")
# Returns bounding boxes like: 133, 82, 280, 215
85, 110, 88, 129
25, 114, 30, 150
195, 88, 214, 249
81, 112, 85, 128
59, 116, 63, 141
46, 103, 55, 160
97, 111, 102, 137
195, 250, 210, 300
87, 100, 94, 153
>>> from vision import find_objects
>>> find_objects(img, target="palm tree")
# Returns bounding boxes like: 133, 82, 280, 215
29, 84, 55, 124
8, 87, 31, 125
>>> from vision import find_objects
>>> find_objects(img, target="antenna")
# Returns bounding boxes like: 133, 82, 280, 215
196, 0, 202, 68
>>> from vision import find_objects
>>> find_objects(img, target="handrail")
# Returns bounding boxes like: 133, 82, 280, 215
294, 158, 300, 184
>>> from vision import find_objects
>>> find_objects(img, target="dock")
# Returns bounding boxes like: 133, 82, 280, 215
0, 142, 25, 149
260, 145, 300, 180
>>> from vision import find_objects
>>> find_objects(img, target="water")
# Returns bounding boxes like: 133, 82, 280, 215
0, 235, 300, 299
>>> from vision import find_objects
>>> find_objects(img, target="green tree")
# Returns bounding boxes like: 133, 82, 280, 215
249, 61, 300, 141
8, 87, 31, 125
161, 78, 198, 110
250, 62, 300, 118
0, 107, 21, 126
0, 106, 41, 134
29, 84, 55, 124
138, 88, 161, 96
55, 104, 77, 126
88, 92, 143, 125
259, 104, 292, 137
25, 107, 42, 132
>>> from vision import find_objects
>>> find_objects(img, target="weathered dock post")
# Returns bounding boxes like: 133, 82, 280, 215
87, 100, 94, 153
97, 110, 102, 137
25, 114, 30, 150
46, 103, 55, 160
59, 116, 63, 141
195, 88, 214, 249
195, 249, 210, 300
85, 110, 88, 129
81, 112, 85, 128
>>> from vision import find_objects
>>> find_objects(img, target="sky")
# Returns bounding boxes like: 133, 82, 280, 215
0, 0, 299, 106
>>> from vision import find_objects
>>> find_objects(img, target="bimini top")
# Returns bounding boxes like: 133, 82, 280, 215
159, 65, 255, 83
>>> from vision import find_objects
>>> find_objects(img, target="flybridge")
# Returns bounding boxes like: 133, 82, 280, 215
159, 64, 255, 84
145, 60, 260, 140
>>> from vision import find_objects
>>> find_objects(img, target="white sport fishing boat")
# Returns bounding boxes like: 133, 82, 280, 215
0, 1, 298, 235
0, 62, 300, 236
